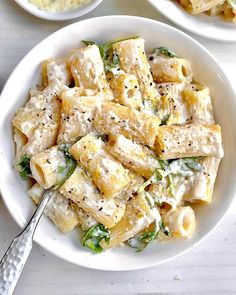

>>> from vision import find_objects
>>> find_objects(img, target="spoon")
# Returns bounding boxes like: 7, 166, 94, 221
0, 190, 53, 295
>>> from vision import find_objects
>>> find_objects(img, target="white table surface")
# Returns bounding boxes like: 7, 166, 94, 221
1, 0, 236, 294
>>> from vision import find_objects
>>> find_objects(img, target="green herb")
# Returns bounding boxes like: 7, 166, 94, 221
57, 166, 65, 173
138, 170, 162, 193
17, 155, 31, 180
138, 159, 170, 193
127, 222, 159, 252
82, 223, 110, 253
167, 173, 175, 197
157, 159, 169, 169
137, 228, 158, 252
105, 52, 120, 72
82, 40, 96, 46
82, 36, 138, 72
154, 47, 176, 58
183, 158, 203, 172
55, 144, 77, 188
160, 114, 170, 126
159, 221, 172, 237
138, 158, 203, 200
127, 219, 171, 252
169, 157, 203, 177
142, 100, 159, 116
144, 192, 155, 208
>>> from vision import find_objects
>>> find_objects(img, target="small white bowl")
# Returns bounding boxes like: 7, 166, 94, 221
14, 0, 103, 21
148, 0, 236, 42
1, 16, 236, 271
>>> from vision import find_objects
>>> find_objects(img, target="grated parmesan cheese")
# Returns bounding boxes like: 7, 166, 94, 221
28, 0, 92, 12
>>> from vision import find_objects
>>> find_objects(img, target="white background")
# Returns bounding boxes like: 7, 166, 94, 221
1, 0, 236, 294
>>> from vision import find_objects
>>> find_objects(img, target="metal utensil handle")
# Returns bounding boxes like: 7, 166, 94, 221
0, 190, 52, 295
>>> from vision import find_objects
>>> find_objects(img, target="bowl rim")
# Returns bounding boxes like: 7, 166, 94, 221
14, 0, 103, 21
1, 15, 236, 271
147, 0, 236, 42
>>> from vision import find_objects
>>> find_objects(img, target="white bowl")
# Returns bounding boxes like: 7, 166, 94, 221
0, 16, 236, 271
148, 0, 236, 42
14, 0, 103, 21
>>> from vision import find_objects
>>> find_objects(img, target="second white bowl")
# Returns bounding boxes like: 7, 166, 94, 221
14, 0, 103, 21
148, 0, 236, 42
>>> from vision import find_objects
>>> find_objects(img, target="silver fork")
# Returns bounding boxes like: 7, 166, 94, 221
0, 190, 52, 295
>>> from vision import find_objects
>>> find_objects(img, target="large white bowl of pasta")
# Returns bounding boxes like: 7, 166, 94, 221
148, 0, 236, 42
0, 16, 236, 271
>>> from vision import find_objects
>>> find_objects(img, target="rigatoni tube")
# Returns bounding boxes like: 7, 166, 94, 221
100, 193, 158, 249
59, 166, 126, 228
28, 183, 78, 234
94, 101, 160, 148
69, 44, 113, 100
155, 124, 224, 159
69, 134, 132, 198
162, 206, 196, 238
106, 134, 159, 179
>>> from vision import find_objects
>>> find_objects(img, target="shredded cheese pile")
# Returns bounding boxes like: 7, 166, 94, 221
28, 0, 92, 12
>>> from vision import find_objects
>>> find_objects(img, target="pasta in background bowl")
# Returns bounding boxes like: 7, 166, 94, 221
177, 0, 236, 21
148, 0, 236, 42
0, 16, 236, 270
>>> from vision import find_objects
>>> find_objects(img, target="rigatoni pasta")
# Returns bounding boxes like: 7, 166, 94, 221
148, 48, 192, 83
113, 38, 160, 108
69, 44, 114, 100
57, 87, 101, 143
94, 101, 160, 147
155, 124, 224, 159
182, 83, 214, 124
108, 72, 143, 110
13, 79, 62, 164
183, 156, 221, 204
162, 206, 196, 238
42, 58, 72, 87
69, 133, 132, 198
106, 134, 159, 178
100, 193, 159, 249
59, 166, 126, 228
177, 0, 236, 22
12, 36, 223, 253
28, 183, 78, 234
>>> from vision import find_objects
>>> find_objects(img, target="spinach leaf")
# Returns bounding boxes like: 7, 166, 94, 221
82, 223, 110, 253
105, 52, 120, 72
17, 155, 31, 180
127, 222, 159, 252
81, 40, 96, 46
169, 157, 203, 177
138, 170, 162, 193
167, 173, 175, 197
127, 219, 171, 252
138, 158, 203, 200
55, 144, 77, 188
160, 114, 170, 126
82, 36, 138, 73
159, 221, 172, 237
154, 47, 176, 58
144, 192, 155, 208
138, 159, 170, 193
182, 158, 203, 172
142, 100, 159, 116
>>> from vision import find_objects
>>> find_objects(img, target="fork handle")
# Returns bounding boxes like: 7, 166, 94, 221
0, 190, 52, 295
